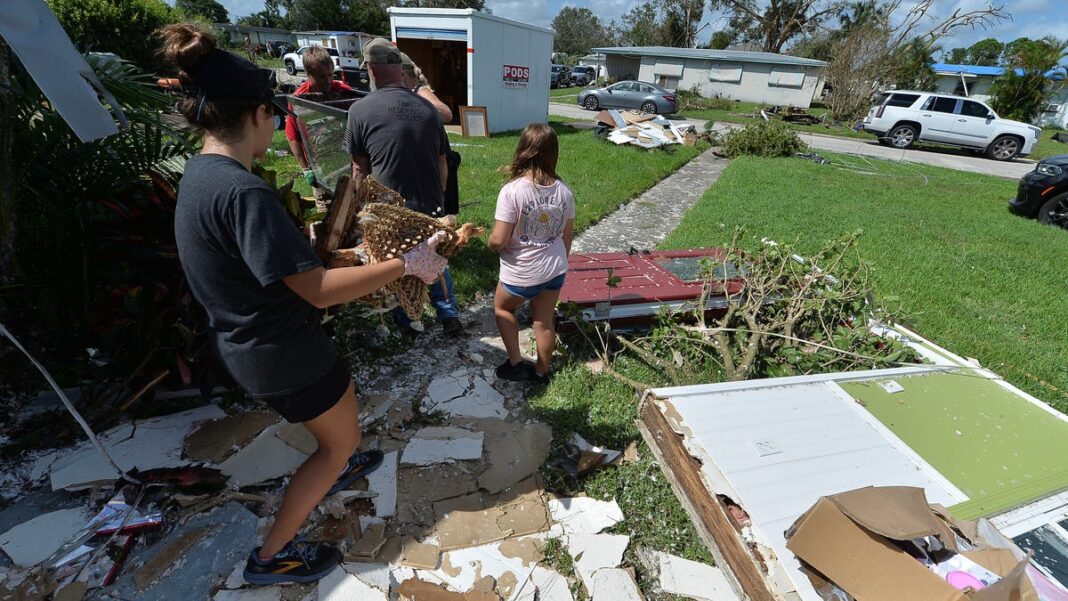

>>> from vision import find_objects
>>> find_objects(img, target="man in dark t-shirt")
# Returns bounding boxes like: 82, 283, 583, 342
344, 38, 462, 335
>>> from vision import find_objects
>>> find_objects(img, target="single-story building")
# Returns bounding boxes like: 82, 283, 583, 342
294, 31, 376, 62
591, 46, 828, 108
388, 7, 553, 133
933, 62, 1068, 129
212, 24, 295, 48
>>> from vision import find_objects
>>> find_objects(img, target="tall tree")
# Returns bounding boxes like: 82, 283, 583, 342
945, 47, 968, 63
175, 0, 229, 23
712, 0, 846, 53
238, 0, 291, 29
708, 30, 733, 49
552, 7, 613, 58
990, 36, 1068, 122
288, 0, 389, 34
966, 37, 1003, 66
662, 0, 704, 48
825, 0, 1008, 121
618, 2, 664, 47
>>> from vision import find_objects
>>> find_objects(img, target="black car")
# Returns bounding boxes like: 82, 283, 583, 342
1009, 154, 1068, 229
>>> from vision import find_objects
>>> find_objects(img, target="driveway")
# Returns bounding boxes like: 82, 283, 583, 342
548, 103, 1036, 180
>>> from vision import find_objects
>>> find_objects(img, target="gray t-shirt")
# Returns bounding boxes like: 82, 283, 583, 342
175, 154, 337, 397
343, 85, 447, 216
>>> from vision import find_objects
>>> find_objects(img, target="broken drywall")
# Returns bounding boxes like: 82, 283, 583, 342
341, 561, 391, 592
565, 533, 629, 593
47, 405, 226, 490
529, 566, 575, 601
0, 507, 89, 567
548, 497, 624, 535
318, 565, 387, 601
396, 464, 480, 528
366, 451, 398, 518
432, 477, 551, 550
476, 419, 552, 495
213, 587, 284, 601
655, 551, 738, 601
425, 540, 535, 596
421, 374, 508, 419
107, 502, 258, 601
219, 422, 310, 488
183, 411, 280, 464
400, 427, 483, 466
274, 423, 317, 455
590, 568, 644, 600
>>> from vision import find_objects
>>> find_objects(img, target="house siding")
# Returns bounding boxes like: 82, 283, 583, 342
634, 56, 822, 107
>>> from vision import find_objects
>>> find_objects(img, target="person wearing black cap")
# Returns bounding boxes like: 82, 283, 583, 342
158, 24, 449, 585
344, 37, 464, 336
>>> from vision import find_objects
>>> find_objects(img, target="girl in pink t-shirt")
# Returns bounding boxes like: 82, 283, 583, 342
488, 124, 575, 383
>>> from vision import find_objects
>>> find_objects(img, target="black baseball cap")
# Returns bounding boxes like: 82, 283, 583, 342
185, 49, 291, 116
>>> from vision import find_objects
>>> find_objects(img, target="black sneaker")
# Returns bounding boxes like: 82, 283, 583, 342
327, 449, 384, 496
496, 360, 532, 382
529, 367, 553, 386
243, 539, 341, 585
441, 317, 464, 337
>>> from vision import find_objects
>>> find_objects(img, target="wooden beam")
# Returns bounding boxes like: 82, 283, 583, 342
638, 397, 779, 601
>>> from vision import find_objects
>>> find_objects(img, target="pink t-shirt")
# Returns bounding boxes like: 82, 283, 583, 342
494, 177, 576, 287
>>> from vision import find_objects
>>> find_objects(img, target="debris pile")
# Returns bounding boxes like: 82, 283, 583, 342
594, 109, 698, 148
0, 302, 726, 601
758, 105, 824, 125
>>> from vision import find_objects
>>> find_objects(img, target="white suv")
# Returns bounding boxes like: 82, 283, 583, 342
283, 46, 342, 75
861, 91, 1040, 161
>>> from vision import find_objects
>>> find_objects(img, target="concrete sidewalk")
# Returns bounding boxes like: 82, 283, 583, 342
549, 103, 1036, 180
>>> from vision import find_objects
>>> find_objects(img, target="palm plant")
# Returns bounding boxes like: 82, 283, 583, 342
2, 51, 203, 417
989, 37, 1068, 122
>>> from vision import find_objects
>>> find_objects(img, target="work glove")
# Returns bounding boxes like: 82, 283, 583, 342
402, 231, 448, 284
302, 169, 317, 188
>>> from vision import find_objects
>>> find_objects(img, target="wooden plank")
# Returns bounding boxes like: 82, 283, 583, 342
638, 396, 779, 601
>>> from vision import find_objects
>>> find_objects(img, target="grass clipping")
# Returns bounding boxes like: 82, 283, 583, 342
359, 203, 483, 319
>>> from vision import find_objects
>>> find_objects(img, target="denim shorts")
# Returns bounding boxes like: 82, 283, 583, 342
501, 273, 567, 301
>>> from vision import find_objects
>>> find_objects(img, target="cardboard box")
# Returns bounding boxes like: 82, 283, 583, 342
785, 486, 1037, 601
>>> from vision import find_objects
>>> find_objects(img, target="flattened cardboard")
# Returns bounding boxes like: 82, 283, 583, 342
786, 487, 1037, 601
826, 486, 956, 546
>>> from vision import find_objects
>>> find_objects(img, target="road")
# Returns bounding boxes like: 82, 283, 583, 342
548, 102, 1036, 180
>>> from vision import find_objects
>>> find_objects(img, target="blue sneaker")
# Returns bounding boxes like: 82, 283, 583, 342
326, 449, 384, 496
243, 539, 341, 585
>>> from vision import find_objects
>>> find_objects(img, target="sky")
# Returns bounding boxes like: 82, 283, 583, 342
205, 0, 1066, 56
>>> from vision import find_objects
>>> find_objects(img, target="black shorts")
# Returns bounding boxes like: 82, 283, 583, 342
254, 359, 352, 423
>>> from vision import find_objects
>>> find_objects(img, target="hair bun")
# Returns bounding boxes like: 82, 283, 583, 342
158, 23, 218, 77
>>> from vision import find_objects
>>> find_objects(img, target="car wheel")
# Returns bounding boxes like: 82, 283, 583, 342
640, 101, 657, 114
285, 61, 296, 75
888, 124, 917, 149
986, 135, 1021, 161
584, 96, 599, 110
1038, 192, 1068, 229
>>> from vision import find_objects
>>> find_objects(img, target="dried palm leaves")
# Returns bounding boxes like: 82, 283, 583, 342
359, 203, 483, 319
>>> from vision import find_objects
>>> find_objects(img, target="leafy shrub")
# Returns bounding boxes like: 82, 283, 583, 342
46, 0, 180, 73
721, 120, 807, 158
676, 85, 733, 112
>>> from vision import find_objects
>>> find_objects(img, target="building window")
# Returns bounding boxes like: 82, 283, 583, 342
709, 64, 742, 83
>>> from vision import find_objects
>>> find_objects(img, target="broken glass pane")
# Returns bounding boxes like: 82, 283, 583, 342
1013, 525, 1068, 588
287, 94, 362, 194
656, 257, 741, 282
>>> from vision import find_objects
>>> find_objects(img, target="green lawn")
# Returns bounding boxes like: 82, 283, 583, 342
1035, 127, 1068, 160
259, 118, 706, 302
661, 152, 1068, 412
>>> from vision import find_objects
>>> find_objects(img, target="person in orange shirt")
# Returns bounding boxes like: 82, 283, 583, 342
284, 46, 351, 210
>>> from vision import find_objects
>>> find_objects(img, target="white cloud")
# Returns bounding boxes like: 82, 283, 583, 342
486, 0, 554, 26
